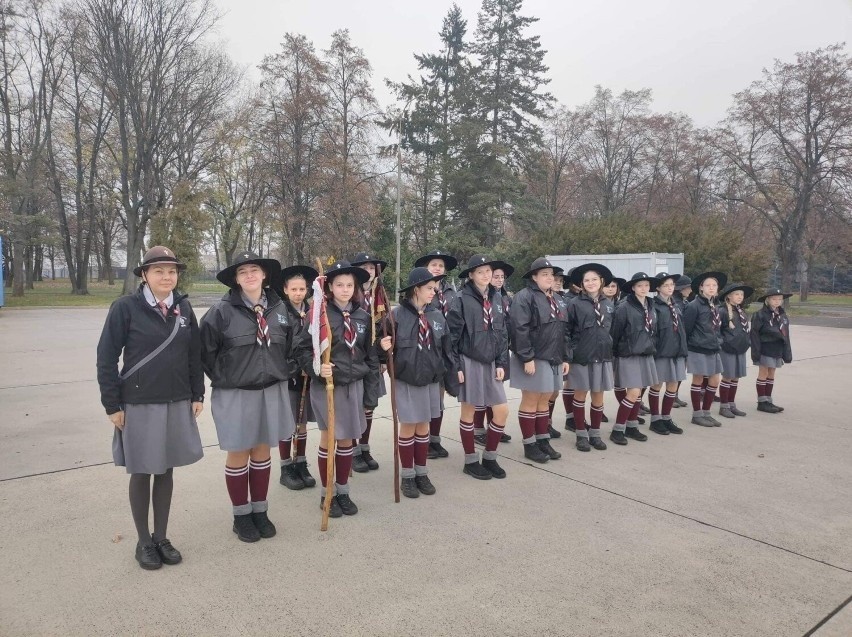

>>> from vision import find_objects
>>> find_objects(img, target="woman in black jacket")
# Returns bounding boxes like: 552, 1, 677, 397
682, 271, 728, 428
97, 246, 204, 570
564, 263, 615, 452
717, 283, 754, 418
447, 256, 511, 480
296, 260, 386, 518
201, 252, 305, 543
509, 258, 570, 464
383, 267, 453, 498
479, 261, 514, 438
648, 272, 687, 436
750, 289, 793, 413
276, 265, 319, 491
610, 272, 660, 445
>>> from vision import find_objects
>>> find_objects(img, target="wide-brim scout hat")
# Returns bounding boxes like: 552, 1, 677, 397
522, 257, 563, 279
133, 246, 186, 277
719, 282, 754, 300
400, 267, 446, 292
622, 271, 659, 294
216, 251, 282, 289
691, 271, 728, 295
350, 252, 388, 271
459, 254, 504, 279
757, 288, 793, 302
654, 271, 681, 286
414, 249, 458, 271
490, 260, 515, 278
277, 265, 319, 292
570, 263, 614, 288
608, 277, 626, 289
325, 259, 370, 286
675, 275, 692, 290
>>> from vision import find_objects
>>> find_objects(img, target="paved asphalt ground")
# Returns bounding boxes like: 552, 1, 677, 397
0, 308, 850, 636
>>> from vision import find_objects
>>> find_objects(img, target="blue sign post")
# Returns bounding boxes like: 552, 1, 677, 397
0, 235, 5, 307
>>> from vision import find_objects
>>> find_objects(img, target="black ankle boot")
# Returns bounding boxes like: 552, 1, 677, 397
625, 427, 648, 442
352, 453, 369, 473
401, 477, 419, 498
649, 421, 670, 435
294, 460, 316, 487
590, 436, 607, 450
415, 474, 437, 494
279, 463, 305, 490
609, 431, 628, 446
537, 438, 562, 459
575, 437, 591, 452
548, 424, 562, 439
524, 442, 550, 463
361, 450, 379, 470
232, 514, 261, 543
251, 511, 277, 538
336, 494, 358, 515
463, 461, 493, 480
320, 495, 343, 518
481, 458, 506, 479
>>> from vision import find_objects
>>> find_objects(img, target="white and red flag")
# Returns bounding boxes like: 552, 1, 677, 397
309, 275, 330, 376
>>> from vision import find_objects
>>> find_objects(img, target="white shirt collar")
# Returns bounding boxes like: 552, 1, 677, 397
142, 284, 173, 308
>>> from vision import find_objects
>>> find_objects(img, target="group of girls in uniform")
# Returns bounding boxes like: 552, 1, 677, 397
97, 246, 794, 569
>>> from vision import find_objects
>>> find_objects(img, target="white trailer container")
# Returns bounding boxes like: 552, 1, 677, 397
544, 252, 685, 280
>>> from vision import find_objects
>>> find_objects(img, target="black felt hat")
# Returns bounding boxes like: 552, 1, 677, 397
654, 271, 682, 287
350, 252, 388, 271
621, 271, 659, 294
570, 263, 614, 288
133, 246, 187, 277
691, 271, 728, 295
399, 267, 446, 292
458, 254, 504, 279
719, 282, 755, 300
491, 260, 515, 278
675, 275, 692, 290
276, 265, 319, 293
522, 257, 564, 279
216, 251, 281, 290
757, 288, 793, 302
324, 259, 370, 286
414, 249, 458, 271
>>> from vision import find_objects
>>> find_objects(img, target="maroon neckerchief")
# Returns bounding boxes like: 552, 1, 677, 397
417, 310, 431, 350
546, 291, 560, 319
481, 290, 493, 330
591, 295, 604, 327
734, 305, 749, 332
254, 305, 270, 347
709, 298, 721, 332
770, 308, 787, 337
667, 297, 680, 332
640, 297, 652, 333
438, 288, 448, 317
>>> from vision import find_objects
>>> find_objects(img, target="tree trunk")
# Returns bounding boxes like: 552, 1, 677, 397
799, 257, 810, 302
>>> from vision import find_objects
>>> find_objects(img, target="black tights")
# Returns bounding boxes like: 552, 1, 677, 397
128, 469, 173, 545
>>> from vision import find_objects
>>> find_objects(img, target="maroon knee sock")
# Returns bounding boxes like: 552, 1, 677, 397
485, 421, 504, 452
318, 447, 329, 488
430, 413, 443, 437
756, 379, 767, 397
224, 464, 249, 507
414, 434, 430, 466
296, 431, 307, 457
614, 387, 626, 404
766, 379, 775, 397
572, 399, 586, 430
278, 438, 292, 460
548, 399, 556, 422
459, 419, 475, 454
335, 445, 354, 486
535, 411, 550, 435
248, 457, 271, 503
398, 435, 415, 469
616, 398, 635, 426
629, 399, 641, 422
648, 388, 660, 416
590, 404, 604, 430
728, 380, 739, 403
518, 410, 536, 439
562, 388, 574, 413
701, 385, 718, 411
662, 391, 676, 416
690, 383, 703, 411
472, 407, 486, 431
485, 406, 494, 425
360, 410, 373, 445
718, 382, 730, 404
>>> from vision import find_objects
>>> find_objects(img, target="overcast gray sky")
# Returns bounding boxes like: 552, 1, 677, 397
215, 0, 852, 127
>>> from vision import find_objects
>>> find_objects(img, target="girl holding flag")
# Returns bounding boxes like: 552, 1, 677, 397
297, 260, 387, 518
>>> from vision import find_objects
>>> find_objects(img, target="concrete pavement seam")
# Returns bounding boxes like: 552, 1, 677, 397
802, 593, 852, 636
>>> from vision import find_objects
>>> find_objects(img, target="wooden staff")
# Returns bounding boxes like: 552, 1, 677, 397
291, 372, 309, 464
317, 259, 336, 532
375, 266, 400, 503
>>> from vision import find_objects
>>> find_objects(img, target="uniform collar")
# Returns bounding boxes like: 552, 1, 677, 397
142, 284, 173, 308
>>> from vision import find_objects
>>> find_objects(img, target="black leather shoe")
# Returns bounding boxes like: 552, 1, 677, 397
757, 402, 781, 413
674, 398, 688, 408
768, 400, 784, 412
361, 450, 379, 470
537, 439, 562, 460
729, 405, 747, 417
639, 403, 651, 415
294, 460, 316, 487
233, 514, 261, 543
548, 424, 562, 439
336, 494, 358, 516
320, 496, 343, 518
251, 511, 277, 538
481, 459, 506, 479
500, 432, 512, 443
601, 413, 609, 423
575, 437, 591, 452
637, 416, 646, 425
609, 431, 628, 446
135, 542, 163, 570
524, 442, 550, 463
279, 463, 305, 490
463, 461, 493, 480
429, 441, 449, 458
564, 416, 576, 432
401, 477, 419, 498
153, 537, 181, 565
625, 427, 648, 441
649, 421, 670, 435
352, 454, 370, 473
664, 419, 683, 434
590, 436, 608, 450
473, 433, 487, 446
415, 475, 437, 494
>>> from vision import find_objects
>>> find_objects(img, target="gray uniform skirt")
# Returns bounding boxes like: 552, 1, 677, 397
288, 388, 316, 426
396, 380, 442, 423
566, 362, 614, 392
687, 351, 723, 376
614, 355, 659, 388
113, 400, 203, 475
310, 379, 368, 440
759, 355, 785, 369
720, 351, 749, 378
654, 356, 687, 383
211, 381, 294, 452
459, 355, 508, 406
509, 356, 562, 393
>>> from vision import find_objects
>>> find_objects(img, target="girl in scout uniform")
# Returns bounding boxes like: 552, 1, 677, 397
750, 289, 793, 413
717, 283, 754, 418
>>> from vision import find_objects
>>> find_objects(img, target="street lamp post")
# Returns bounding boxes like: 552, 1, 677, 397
394, 97, 415, 300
